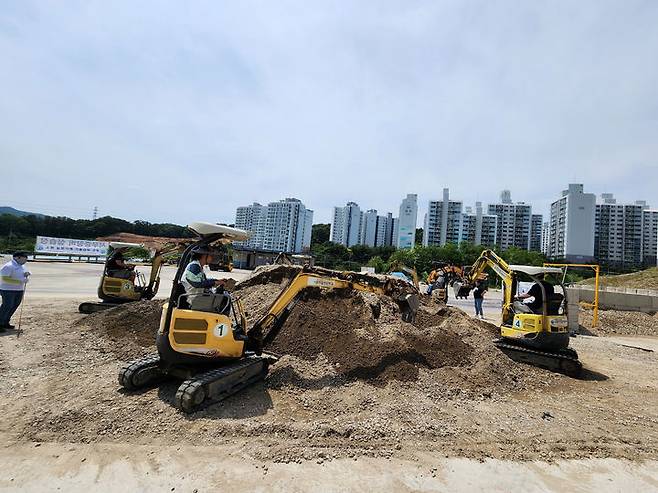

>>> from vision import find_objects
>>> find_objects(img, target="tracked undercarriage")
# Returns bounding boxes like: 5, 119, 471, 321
119, 353, 277, 413
493, 338, 582, 378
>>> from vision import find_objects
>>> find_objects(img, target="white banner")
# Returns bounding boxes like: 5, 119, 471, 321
35, 236, 109, 256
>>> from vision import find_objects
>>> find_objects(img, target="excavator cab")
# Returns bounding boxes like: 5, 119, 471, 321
453, 251, 581, 376
501, 266, 569, 351
79, 242, 167, 313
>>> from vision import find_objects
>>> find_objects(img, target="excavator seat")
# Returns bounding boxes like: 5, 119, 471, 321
546, 293, 564, 316
190, 292, 232, 316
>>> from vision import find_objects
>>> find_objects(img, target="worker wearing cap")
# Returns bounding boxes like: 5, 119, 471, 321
180, 248, 226, 311
0, 252, 31, 331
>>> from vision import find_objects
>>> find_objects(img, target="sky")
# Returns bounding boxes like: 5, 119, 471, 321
1, 0, 657, 226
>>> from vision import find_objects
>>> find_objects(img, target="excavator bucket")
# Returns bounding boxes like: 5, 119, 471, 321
398, 293, 419, 323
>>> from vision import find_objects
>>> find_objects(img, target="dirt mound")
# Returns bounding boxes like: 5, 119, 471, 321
266, 290, 524, 391
78, 264, 530, 393
76, 300, 165, 359
580, 307, 658, 336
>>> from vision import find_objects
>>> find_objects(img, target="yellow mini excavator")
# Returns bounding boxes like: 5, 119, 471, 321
78, 242, 179, 314
453, 249, 581, 376
119, 222, 419, 413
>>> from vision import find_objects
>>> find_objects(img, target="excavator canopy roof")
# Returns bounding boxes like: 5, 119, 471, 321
188, 222, 251, 242
509, 265, 564, 276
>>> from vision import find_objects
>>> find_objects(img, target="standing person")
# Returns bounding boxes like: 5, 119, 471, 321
473, 277, 488, 319
0, 252, 31, 331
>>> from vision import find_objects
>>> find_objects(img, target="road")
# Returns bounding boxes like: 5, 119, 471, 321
2, 443, 656, 492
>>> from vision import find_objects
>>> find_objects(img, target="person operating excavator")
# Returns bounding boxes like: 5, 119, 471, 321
180, 246, 228, 312
514, 277, 554, 314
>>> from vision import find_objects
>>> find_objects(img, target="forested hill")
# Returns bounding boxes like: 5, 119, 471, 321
0, 213, 191, 241
0, 206, 44, 217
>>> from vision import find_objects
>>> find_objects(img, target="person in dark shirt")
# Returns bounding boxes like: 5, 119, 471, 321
516, 279, 554, 313
106, 249, 135, 281
473, 276, 488, 319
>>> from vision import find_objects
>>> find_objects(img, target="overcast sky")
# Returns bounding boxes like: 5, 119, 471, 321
1, 1, 657, 226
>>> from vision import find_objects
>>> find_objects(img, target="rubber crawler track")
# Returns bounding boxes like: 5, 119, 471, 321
175, 356, 268, 413
493, 338, 582, 377
118, 354, 162, 390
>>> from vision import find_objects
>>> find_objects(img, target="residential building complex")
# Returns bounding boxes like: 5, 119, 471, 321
331, 202, 397, 248
547, 184, 597, 261
234, 198, 313, 253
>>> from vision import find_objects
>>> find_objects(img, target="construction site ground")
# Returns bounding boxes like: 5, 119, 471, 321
0, 261, 657, 491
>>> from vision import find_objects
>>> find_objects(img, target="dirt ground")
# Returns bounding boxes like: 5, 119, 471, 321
1, 271, 658, 471
580, 307, 658, 337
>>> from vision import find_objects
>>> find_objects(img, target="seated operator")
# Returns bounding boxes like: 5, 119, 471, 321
180, 247, 228, 313
106, 247, 136, 282
514, 277, 554, 314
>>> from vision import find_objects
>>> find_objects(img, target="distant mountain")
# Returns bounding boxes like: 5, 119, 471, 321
0, 206, 45, 218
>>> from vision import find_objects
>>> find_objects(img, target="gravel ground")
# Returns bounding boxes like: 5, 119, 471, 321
1, 294, 657, 465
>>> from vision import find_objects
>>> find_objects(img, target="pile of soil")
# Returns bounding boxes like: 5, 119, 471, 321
78, 265, 533, 393
580, 307, 658, 336
76, 300, 164, 358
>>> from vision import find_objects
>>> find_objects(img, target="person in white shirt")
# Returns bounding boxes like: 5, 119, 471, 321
0, 252, 31, 331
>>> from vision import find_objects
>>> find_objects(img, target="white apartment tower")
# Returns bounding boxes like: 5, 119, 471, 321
361, 209, 379, 247
234, 198, 313, 253
548, 184, 596, 261
331, 202, 362, 247
422, 188, 463, 246
235, 202, 266, 248
397, 194, 418, 249
487, 191, 532, 250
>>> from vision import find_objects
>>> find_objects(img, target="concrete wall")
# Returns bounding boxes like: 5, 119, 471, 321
567, 286, 658, 313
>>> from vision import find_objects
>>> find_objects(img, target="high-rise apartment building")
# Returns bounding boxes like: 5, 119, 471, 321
331, 202, 362, 247
331, 203, 397, 248
594, 194, 657, 267
360, 209, 378, 247
643, 209, 658, 266
234, 198, 313, 253
541, 221, 550, 255
487, 191, 532, 250
459, 202, 497, 246
234, 202, 266, 248
530, 214, 543, 252
422, 189, 463, 246
548, 184, 596, 261
397, 194, 418, 249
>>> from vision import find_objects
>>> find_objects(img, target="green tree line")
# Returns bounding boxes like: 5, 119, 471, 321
0, 213, 192, 253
